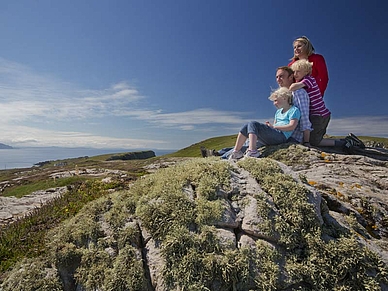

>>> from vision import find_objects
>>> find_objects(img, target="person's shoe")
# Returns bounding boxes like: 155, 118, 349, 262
347, 133, 365, 149
344, 136, 363, 151
200, 146, 208, 157
205, 149, 220, 157
201, 146, 222, 158
343, 141, 355, 154
228, 150, 244, 160
244, 149, 261, 158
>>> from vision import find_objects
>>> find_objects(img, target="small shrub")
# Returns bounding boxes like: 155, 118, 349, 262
104, 245, 148, 291
162, 226, 252, 290
0, 258, 63, 291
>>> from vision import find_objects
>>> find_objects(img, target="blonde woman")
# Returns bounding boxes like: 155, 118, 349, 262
288, 36, 329, 96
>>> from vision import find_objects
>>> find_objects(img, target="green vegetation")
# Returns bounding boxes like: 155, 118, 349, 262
107, 150, 155, 161
0, 150, 155, 275
2, 176, 87, 198
134, 158, 231, 240
39, 159, 242, 290
166, 134, 236, 157
2, 156, 387, 290
0, 179, 119, 272
0, 257, 63, 291
237, 158, 387, 290
161, 226, 253, 290
166, 135, 388, 159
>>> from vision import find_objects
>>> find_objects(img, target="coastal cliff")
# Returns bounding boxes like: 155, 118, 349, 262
0, 143, 12, 149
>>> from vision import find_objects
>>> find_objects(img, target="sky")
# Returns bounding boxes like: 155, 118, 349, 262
0, 0, 387, 151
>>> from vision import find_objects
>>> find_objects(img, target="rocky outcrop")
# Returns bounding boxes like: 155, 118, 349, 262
0, 168, 129, 226
1, 145, 388, 290
0, 187, 67, 226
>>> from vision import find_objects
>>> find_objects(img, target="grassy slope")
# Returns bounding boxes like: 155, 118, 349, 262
166, 135, 236, 157
167, 134, 388, 158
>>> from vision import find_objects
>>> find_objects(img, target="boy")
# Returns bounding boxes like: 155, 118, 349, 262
289, 59, 331, 146
289, 59, 365, 150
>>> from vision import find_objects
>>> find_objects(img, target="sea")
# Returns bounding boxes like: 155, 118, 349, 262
0, 147, 176, 170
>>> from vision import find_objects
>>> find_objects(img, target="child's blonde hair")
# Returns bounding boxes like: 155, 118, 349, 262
268, 87, 293, 105
290, 59, 313, 76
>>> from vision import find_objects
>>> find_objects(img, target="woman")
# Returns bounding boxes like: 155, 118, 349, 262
288, 36, 329, 97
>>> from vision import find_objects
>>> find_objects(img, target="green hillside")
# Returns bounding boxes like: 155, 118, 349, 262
166, 135, 236, 157
167, 134, 388, 158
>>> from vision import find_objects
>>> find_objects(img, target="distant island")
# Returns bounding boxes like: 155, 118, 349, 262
0, 143, 13, 149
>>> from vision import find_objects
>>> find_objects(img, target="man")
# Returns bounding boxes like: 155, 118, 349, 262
275, 66, 312, 145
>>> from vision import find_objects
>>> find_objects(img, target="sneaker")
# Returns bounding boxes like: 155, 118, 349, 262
201, 146, 221, 158
343, 141, 355, 154
228, 150, 244, 160
244, 149, 261, 158
344, 136, 363, 149
206, 149, 221, 157
200, 146, 208, 158
347, 133, 365, 149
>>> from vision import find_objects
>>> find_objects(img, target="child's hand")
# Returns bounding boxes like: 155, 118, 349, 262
265, 121, 273, 128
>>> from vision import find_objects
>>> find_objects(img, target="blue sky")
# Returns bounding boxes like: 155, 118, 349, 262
0, 0, 387, 150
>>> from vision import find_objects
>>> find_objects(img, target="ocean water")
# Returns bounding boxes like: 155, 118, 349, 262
0, 147, 175, 170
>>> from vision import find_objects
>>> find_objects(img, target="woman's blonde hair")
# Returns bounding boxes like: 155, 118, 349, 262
291, 36, 315, 61
290, 59, 313, 76
268, 87, 293, 105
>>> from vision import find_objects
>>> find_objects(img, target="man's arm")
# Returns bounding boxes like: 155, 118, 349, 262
293, 89, 312, 143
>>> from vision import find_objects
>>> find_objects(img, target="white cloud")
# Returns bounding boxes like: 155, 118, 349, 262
180, 125, 196, 131
0, 124, 167, 149
0, 58, 250, 129
0, 58, 144, 122
112, 81, 131, 91
119, 108, 251, 127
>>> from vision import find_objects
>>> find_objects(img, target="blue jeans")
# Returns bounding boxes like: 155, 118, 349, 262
241, 121, 287, 145
220, 122, 287, 159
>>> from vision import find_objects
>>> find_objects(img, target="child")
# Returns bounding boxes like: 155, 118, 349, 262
289, 59, 331, 146
229, 87, 300, 160
289, 59, 365, 150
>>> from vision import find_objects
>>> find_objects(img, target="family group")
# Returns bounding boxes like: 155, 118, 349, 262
202, 36, 365, 160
